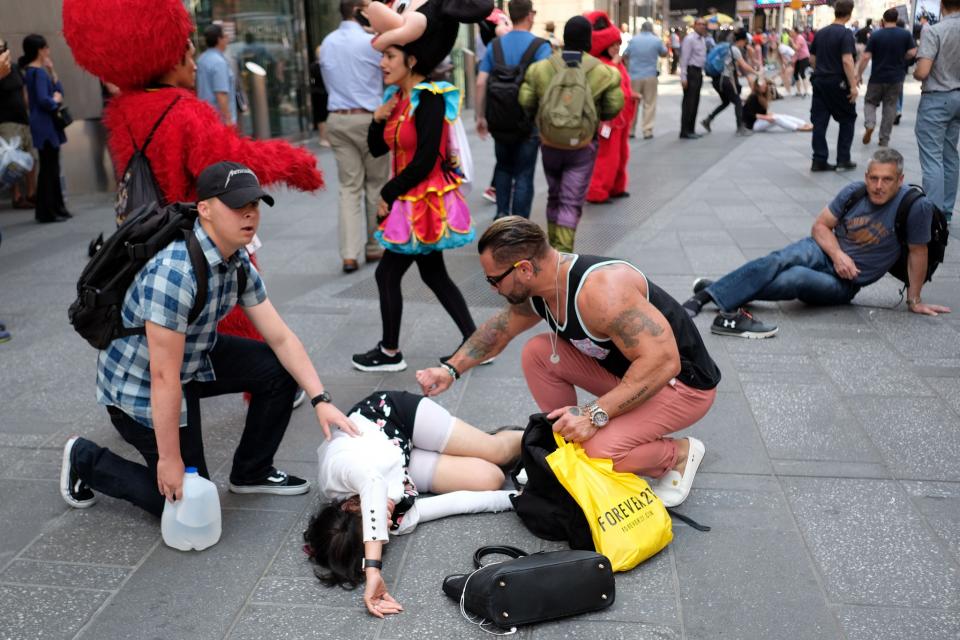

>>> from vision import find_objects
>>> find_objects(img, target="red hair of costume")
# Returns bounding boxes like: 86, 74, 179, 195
584, 11, 621, 59
64, 0, 323, 343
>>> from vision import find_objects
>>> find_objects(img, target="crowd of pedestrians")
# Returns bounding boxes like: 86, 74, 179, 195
0, 0, 955, 621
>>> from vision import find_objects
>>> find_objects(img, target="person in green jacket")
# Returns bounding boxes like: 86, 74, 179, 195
518, 16, 624, 252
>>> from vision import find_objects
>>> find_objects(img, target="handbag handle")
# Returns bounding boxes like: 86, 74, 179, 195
473, 545, 528, 569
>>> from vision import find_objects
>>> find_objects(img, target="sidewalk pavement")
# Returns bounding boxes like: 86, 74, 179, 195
0, 76, 958, 640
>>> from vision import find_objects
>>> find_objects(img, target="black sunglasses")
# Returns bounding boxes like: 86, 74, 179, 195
485, 258, 532, 287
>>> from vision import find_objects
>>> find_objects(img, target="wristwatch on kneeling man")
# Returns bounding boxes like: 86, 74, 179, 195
582, 400, 609, 428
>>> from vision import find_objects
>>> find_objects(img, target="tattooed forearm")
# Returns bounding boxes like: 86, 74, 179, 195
608, 307, 664, 348
465, 310, 510, 360
617, 385, 649, 411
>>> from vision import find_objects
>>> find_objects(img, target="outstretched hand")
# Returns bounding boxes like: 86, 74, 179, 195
910, 302, 951, 316
315, 403, 359, 440
416, 367, 453, 397
364, 571, 403, 618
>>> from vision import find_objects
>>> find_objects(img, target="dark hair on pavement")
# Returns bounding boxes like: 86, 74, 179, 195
203, 24, 224, 49
882, 8, 899, 23
508, 0, 534, 24
340, 0, 366, 21
19, 34, 47, 69
303, 500, 366, 589
478, 216, 550, 265
834, 0, 854, 18
867, 148, 904, 174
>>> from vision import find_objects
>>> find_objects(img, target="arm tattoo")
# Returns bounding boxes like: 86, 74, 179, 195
465, 310, 510, 360
617, 385, 649, 411
608, 307, 664, 348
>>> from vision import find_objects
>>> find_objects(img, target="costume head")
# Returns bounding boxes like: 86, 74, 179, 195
584, 11, 620, 59
478, 8, 512, 46
563, 16, 593, 53
63, 0, 194, 90
364, 0, 493, 75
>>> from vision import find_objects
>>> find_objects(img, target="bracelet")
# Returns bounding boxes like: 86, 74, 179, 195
441, 362, 460, 380
907, 297, 921, 307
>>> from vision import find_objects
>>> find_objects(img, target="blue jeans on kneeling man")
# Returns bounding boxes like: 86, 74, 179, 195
706, 237, 861, 312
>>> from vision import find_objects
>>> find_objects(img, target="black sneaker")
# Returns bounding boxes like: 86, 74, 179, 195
352, 343, 407, 372
811, 160, 836, 172
711, 309, 778, 339
692, 277, 714, 295
60, 437, 97, 509
229, 468, 310, 495
835, 161, 858, 172
700, 117, 712, 133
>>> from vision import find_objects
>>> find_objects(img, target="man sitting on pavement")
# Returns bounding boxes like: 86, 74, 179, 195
682, 148, 950, 338
60, 162, 359, 519
415, 216, 721, 508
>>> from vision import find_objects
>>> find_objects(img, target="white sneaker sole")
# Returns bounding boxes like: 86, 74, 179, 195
228, 481, 311, 496
351, 360, 408, 372
710, 325, 779, 339
60, 437, 97, 509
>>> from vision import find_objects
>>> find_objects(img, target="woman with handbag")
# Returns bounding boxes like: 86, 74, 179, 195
21, 34, 70, 223
303, 390, 521, 617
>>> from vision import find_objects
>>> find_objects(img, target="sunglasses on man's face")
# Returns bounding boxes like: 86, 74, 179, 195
485, 258, 533, 287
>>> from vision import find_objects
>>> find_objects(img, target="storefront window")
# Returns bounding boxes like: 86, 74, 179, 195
187, 0, 309, 138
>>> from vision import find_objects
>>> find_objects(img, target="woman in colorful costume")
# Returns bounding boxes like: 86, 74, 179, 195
585, 11, 637, 204
61, 0, 323, 345
350, 0, 493, 373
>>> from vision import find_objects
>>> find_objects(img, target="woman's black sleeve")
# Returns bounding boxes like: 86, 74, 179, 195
380, 90, 445, 206
367, 118, 390, 157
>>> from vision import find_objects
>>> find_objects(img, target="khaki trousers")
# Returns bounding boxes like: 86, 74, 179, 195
630, 76, 659, 136
326, 112, 390, 261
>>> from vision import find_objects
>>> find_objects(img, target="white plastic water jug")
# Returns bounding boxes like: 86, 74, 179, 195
161, 467, 222, 551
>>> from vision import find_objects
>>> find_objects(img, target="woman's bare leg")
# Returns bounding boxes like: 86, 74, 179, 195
440, 419, 521, 466
430, 454, 505, 493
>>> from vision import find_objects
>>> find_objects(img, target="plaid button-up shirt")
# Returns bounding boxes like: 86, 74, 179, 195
96, 220, 267, 428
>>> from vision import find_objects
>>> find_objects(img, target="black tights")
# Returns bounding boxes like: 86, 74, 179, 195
375, 249, 476, 350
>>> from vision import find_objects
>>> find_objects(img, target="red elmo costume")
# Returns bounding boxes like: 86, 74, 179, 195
585, 11, 636, 204
63, 0, 323, 342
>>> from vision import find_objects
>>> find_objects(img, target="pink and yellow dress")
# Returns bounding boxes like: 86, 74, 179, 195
376, 81, 474, 255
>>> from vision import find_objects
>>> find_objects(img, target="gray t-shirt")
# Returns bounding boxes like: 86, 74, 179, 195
829, 182, 933, 286
917, 13, 960, 93
721, 45, 743, 79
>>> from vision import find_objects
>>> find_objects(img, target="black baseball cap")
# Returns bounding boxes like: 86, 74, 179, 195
196, 161, 275, 208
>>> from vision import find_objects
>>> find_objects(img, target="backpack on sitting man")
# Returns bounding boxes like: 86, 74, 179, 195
536, 52, 600, 150
840, 183, 949, 285
68, 201, 245, 350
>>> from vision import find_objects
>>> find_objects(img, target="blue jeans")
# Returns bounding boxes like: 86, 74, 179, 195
71, 335, 298, 517
706, 237, 860, 312
915, 90, 960, 219
493, 136, 540, 219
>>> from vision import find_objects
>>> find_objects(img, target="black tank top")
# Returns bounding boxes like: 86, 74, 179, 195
530, 255, 721, 390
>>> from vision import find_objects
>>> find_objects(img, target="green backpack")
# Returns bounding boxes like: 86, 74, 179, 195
536, 53, 600, 150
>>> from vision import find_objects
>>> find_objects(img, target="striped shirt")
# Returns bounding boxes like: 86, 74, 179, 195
96, 219, 267, 428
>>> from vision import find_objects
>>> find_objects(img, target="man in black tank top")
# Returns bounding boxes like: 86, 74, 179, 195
416, 217, 721, 508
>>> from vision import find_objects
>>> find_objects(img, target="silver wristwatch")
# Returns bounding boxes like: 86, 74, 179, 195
583, 401, 609, 428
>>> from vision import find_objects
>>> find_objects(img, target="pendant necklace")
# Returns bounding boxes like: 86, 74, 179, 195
547, 252, 562, 364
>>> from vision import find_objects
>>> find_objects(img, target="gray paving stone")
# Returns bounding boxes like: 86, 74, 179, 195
770, 459, 891, 478
0, 480, 69, 567
848, 396, 960, 481
0, 559, 129, 591
742, 382, 880, 463
0, 583, 109, 640
576, 549, 678, 626
228, 604, 378, 640
835, 605, 960, 640
811, 338, 935, 397
683, 244, 749, 276
78, 508, 299, 640
683, 391, 772, 476
530, 619, 679, 640
867, 309, 960, 361
782, 477, 960, 608
901, 480, 960, 562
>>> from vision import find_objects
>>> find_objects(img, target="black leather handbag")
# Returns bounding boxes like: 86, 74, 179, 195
442, 545, 615, 632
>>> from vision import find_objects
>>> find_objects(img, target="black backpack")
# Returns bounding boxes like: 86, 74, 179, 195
509, 413, 594, 550
485, 37, 547, 143
68, 202, 247, 350
114, 96, 181, 227
840, 183, 949, 285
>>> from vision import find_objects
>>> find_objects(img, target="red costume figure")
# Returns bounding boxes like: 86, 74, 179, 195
62, 0, 323, 342
585, 11, 636, 204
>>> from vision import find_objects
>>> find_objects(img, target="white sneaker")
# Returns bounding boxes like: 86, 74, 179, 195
654, 437, 705, 508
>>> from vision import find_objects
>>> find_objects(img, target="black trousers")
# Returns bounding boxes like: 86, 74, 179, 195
708, 76, 743, 127
35, 143, 65, 222
375, 249, 476, 350
681, 66, 703, 135
810, 75, 857, 164
71, 335, 298, 517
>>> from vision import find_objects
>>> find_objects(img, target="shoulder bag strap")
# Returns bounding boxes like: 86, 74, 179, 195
141, 95, 182, 153
492, 38, 506, 67
184, 227, 209, 327
894, 186, 924, 245
473, 545, 528, 569
518, 37, 547, 72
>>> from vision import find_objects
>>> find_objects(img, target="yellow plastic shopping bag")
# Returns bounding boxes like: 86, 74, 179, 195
546, 433, 673, 572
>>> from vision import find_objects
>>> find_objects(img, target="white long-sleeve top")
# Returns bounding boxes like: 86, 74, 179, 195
317, 412, 515, 543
